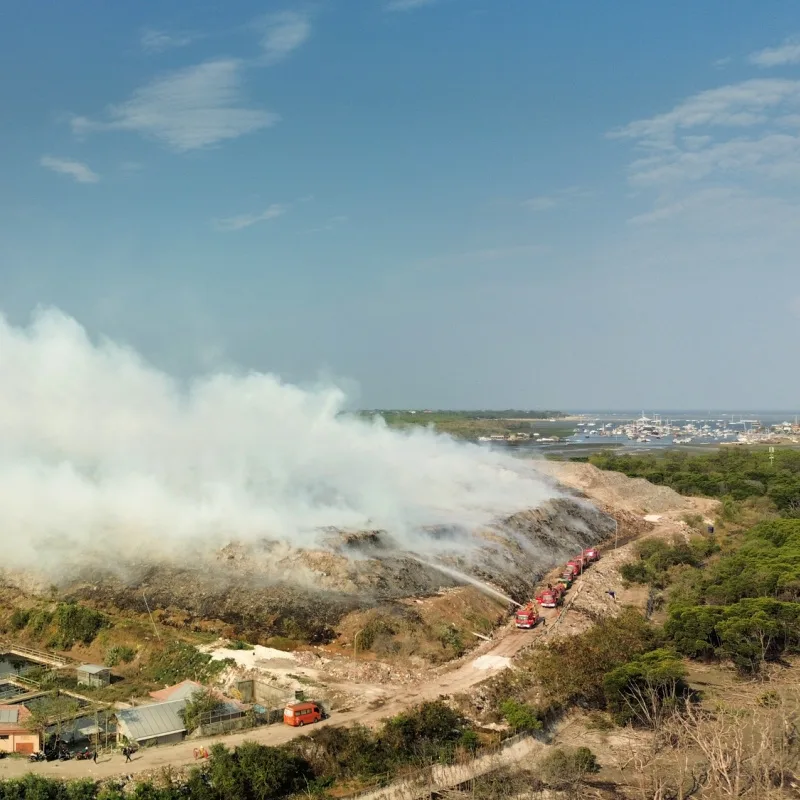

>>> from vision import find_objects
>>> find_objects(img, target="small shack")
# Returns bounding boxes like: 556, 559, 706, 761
76, 664, 111, 688
116, 700, 187, 747
0, 705, 40, 754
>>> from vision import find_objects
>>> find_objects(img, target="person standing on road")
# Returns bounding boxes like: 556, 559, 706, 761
93, 750, 97, 764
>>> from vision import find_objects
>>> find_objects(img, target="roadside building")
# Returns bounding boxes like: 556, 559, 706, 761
116, 700, 188, 747
76, 664, 112, 688
0, 705, 40, 754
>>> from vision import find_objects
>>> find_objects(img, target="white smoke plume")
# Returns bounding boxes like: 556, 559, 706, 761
0, 309, 558, 579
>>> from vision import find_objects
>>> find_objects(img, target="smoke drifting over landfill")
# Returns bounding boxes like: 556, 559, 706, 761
0, 309, 561, 582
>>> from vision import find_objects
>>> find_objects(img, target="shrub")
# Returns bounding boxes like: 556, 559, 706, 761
379, 700, 466, 764
498, 699, 542, 731
539, 746, 600, 790
360, 617, 397, 651
298, 724, 389, 779
620, 562, 651, 584
622, 537, 717, 589
51, 602, 109, 649
28, 609, 54, 637
105, 645, 136, 667
9, 608, 31, 631
148, 641, 232, 685
226, 640, 253, 651
439, 626, 466, 657
208, 740, 313, 800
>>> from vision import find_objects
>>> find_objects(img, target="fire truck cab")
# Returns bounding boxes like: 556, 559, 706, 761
514, 603, 540, 629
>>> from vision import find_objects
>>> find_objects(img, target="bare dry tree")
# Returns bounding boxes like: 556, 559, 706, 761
659, 696, 800, 799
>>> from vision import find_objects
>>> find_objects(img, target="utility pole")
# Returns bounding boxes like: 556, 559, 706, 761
142, 591, 160, 640
353, 629, 364, 660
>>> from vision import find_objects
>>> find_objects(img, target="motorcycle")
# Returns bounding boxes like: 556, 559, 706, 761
76, 748, 93, 761
29, 751, 46, 763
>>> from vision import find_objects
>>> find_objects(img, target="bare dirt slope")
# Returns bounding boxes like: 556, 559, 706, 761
535, 460, 718, 518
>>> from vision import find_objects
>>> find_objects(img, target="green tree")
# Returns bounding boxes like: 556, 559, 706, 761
603, 649, 688, 727
529, 608, 657, 708
181, 689, 225, 733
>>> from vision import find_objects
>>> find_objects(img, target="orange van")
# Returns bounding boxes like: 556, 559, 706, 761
283, 702, 326, 727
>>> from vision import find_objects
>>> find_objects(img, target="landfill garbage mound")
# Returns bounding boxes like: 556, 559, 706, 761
536, 461, 696, 515
37, 495, 614, 644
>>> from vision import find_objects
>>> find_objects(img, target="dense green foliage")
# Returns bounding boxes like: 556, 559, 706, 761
498, 699, 542, 731
5, 602, 109, 649
51, 603, 109, 649
148, 641, 232, 685
620, 536, 718, 588
360, 410, 569, 440
661, 520, 800, 673
365, 409, 564, 421
590, 448, 800, 513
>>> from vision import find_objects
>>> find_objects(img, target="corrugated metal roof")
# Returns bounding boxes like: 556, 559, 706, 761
77, 664, 109, 674
150, 680, 204, 703
116, 700, 187, 742
0, 708, 19, 724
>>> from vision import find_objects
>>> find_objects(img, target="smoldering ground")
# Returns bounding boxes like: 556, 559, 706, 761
0, 308, 584, 590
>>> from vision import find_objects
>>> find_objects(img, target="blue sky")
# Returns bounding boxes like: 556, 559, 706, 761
2, 0, 800, 409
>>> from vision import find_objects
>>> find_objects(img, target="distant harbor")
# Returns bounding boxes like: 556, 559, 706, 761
478, 412, 800, 454
570, 413, 800, 447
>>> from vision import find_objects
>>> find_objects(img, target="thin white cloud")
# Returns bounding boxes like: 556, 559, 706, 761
613, 78, 800, 187
119, 161, 144, 174
308, 215, 348, 233
212, 203, 288, 232
140, 28, 197, 53
418, 244, 546, 269
71, 59, 278, 152
749, 37, 800, 68
39, 156, 100, 184
524, 196, 558, 211
257, 11, 311, 65
610, 79, 800, 149
627, 187, 743, 225
523, 186, 591, 211
386, 0, 439, 9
